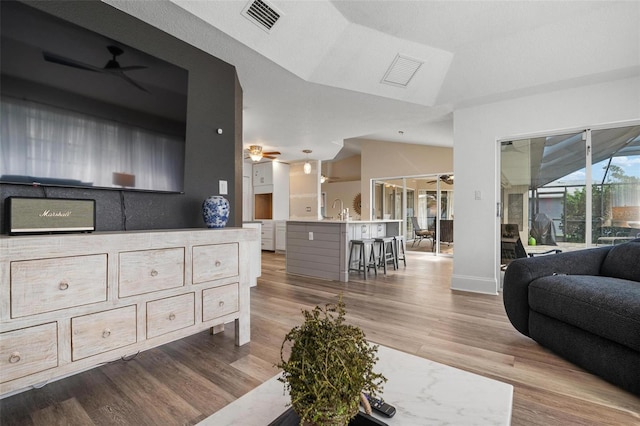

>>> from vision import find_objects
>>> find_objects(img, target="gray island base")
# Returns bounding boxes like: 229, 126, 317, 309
285, 220, 402, 282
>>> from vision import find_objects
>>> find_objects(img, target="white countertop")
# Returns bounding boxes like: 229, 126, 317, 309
198, 344, 513, 426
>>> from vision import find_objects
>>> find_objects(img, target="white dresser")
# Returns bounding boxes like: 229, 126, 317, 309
0, 228, 257, 397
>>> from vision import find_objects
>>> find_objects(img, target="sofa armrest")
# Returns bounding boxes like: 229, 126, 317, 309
503, 246, 611, 336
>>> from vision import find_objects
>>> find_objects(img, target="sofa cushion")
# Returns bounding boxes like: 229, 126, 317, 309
529, 311, 640, 395
529, 275, 640, 352
600, 238, 640, 282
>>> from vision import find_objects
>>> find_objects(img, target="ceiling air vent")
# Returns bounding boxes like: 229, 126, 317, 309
242, 0, 281, 32
381, 54, 423, 87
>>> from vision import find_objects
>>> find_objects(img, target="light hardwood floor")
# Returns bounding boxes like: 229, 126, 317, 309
1, 251, 638, 425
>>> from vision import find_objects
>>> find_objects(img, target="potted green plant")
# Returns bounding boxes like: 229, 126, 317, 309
278, 297, 386, 426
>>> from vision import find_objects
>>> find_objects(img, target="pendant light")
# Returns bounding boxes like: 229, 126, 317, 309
302, 149, 312, 174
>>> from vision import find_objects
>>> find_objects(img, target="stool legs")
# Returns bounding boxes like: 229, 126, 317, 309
348, 241, 364, 278
366, 243, 378, 277
360, 242, 367, 280
394, 236, 406, 267
348, 240, 377, 280
389, 240, 398, 270
375, 237, 397, 274
350, 237, 401, 278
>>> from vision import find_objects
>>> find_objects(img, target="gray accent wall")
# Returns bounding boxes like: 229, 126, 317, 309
0, 0, 242, 233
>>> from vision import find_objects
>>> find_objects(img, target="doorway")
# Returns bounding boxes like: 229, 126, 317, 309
372, 174, 454, 256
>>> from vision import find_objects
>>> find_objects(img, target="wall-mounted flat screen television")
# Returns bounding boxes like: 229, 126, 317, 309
0, 1, 188, 193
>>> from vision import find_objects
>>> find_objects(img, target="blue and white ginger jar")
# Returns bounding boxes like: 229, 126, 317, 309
202, 195, 230, 228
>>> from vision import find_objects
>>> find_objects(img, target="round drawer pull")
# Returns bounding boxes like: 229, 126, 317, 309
150, 269, 159, 277
219, 301, 225, 307
59, 281, 69, 290
102, 329, 111, 338
9, 352, 21, 364
169, 313, 176, 321
215, 261, 222, 267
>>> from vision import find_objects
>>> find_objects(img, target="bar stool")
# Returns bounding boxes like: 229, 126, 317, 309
348, 239, 377, 279
374, 237, 397, 274
394, 235, 407, 267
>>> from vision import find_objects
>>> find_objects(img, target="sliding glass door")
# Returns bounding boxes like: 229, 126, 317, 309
372, 175, 454, 256
500, 124, 640, 268
591, 126, 640, 244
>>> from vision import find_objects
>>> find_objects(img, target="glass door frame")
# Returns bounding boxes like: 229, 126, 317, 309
370, 173, 454, 257
497, 119, 640, 276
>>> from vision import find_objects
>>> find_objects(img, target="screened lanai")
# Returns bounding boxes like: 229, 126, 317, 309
500, 124, 640, 264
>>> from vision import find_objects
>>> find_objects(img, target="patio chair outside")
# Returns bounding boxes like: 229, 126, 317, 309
411, 216, 434, 249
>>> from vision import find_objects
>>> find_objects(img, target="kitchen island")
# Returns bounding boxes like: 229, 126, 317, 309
285, 220, 402, 282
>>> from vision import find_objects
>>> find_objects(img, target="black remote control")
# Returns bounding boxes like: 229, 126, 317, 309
364, 394, 396, 418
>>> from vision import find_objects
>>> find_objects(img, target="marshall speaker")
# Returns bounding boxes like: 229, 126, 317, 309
6, 197, 96, 235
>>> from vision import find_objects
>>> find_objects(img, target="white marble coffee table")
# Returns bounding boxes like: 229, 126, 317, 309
198, 344, 513, 425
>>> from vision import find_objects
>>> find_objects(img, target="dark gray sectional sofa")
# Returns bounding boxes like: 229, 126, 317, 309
503, 238, 640, 395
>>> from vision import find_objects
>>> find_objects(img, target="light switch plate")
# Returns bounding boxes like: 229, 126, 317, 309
219, 180, 228, 195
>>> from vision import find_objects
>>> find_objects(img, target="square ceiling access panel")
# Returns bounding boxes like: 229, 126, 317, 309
381, 54, 424, 87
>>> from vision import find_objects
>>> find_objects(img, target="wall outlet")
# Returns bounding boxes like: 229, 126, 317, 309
219, 180, 228, 195
308, 232, 314, 241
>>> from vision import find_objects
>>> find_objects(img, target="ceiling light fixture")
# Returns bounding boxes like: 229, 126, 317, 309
320, 174, 327, 184
248, 145, 263, 162
302, 149, 312, 174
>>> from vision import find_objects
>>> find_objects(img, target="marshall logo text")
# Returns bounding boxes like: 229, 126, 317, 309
8, 197, 95, 235
40, 210, 73, 218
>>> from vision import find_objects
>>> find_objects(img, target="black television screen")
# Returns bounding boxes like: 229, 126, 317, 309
0, 1, 188, 193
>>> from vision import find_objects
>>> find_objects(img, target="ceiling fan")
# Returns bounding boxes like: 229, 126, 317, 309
440, 175, 454, 185
43, 45, 149, 92
246, 145, 281, 161
424, 175, 454, 185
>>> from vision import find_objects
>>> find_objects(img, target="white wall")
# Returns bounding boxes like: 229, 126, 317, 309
289, 160, 322, 220
453, 76, 640, 294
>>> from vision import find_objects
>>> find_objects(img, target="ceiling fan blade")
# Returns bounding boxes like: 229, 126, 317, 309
118, 65, 147, 72
117, 71, 149, 93
44, 48, 149, 93
43, 51, 103, 73
262, 151, 281, 156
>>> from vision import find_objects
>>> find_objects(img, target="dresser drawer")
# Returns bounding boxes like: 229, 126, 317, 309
192, 243, 239, 284
11, 255, 107, 318
146, 293, 195, 339
71, 306, 137, 361
202, 283, 239, 322
119, 248, 185, 297
0, 323, 58, 383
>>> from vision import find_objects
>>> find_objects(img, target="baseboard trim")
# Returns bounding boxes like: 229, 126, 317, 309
451, 274, 499, 295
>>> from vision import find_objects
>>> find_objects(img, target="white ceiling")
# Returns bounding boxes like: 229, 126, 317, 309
107, 0, 640, 163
